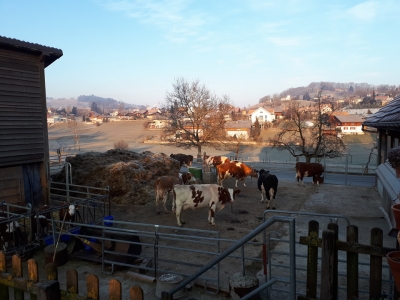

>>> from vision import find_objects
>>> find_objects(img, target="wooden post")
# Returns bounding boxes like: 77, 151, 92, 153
28, 259, 39, 300
36, 280, 61, 300
12, 254, 24, 300
0, 252, 9, 299
87, 274, 99, 300
346, 225, 359, 299
109, 279, 122, 300
306, 220, 319, 299
320, 229, 336, 300
369, 228, 383, 300
328, 223, 339, 300
66, 269, 79, 294
130, 286, 144, 300
45, 263, 58, 281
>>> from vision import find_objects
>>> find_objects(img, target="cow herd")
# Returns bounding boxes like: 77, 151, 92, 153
161, 153, 325, 227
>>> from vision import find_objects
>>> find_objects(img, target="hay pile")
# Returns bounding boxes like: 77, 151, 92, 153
51, 150, 180, 204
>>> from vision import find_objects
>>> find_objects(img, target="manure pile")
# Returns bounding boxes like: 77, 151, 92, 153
51, 150, 180, 204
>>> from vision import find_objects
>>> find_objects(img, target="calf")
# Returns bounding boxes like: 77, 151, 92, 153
216, 162, 258, 188
32, 205, 52, 240
59, 202, 78, 229
0, 214, 23, 251
173, 184, 240, 227
295, 162, 324, 186
180, 172, 195, 185
154, 175, 182, 214
257, 169, 279, 209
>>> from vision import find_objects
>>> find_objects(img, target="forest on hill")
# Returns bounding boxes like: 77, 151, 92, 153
260, 81, 399, 102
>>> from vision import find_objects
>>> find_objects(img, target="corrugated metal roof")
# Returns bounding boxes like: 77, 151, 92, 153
0, 35, 63, 67
363, 95, 400, 129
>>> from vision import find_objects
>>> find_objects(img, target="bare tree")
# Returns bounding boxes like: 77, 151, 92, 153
269, 91, 346, 163
220, 134, 253, 160
161, 78, 231, 159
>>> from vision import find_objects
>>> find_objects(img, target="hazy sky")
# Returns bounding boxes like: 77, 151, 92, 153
1, 0, 399, 108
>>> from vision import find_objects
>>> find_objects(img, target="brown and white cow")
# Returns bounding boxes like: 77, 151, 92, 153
203, 155, 230, 168
295, 162, 324, 186
170, 153, 193, 167
173, 184, 240, 226
154, 175, 183, 214
216, 162, 258, 188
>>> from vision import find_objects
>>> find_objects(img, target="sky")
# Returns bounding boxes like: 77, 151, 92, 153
1, 0, 399, 108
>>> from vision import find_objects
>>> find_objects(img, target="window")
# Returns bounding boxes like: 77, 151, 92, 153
343, 127, 348, 130
350, 127, 355, 130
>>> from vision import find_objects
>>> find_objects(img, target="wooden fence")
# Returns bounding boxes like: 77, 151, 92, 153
0, 252, 143, 300
298, 221, 398, 300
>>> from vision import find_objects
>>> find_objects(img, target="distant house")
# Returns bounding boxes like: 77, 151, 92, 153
333, 115, 365, 135
225, 120, 252, 140
273, 107, 284, 119
249, 107, 275, 124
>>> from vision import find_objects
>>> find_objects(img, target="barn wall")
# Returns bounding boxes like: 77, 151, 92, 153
0, 48, 45, 167
0, 166, 25, 205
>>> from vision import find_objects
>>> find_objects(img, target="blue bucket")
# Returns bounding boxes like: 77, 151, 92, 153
84, 238, 97, 252
103, 215, 114, 227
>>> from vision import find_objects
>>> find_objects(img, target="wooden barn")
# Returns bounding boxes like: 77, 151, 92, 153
362, 95, 400, 227
0, 36, 63, 210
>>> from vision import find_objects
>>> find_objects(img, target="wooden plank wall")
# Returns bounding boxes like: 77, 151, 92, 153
0, 47, 45, 167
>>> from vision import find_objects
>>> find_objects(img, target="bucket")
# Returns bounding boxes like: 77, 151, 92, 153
155, 274, 187, 299
103, 215, 114, 227
84, 238, 98, 252
189, 167, 203, 181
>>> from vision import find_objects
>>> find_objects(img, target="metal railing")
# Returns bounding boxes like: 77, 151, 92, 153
161, 215, 296, 300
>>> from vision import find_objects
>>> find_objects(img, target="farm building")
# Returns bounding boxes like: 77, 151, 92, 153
362, 95, 400, 226
0, 36, 63, 209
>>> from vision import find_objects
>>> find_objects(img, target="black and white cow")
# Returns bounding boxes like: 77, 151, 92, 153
257, 169, 278, 209
173, 184, 240, 226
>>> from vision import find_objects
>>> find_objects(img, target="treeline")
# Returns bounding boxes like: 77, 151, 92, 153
261, 81, 400, 101
78, 95, 146, 110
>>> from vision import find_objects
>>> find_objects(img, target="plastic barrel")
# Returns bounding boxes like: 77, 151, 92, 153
189, 167, 203, 181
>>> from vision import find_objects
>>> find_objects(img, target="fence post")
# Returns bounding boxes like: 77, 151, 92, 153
87, 274, 99, 299
130, 286, 143, 300
346, 225, 359, 299
12, 254, 24, 300
305, 220, 319, 299
369, 228, 383, 299
46, 263, 58, 281
36, 280, 61, 300
0, 252, 9, 299
328, 223, 339, 300
28, 259, 39, 300
109, 279, 122, 300
66, 269, 79, 294
320, 229, 336, 300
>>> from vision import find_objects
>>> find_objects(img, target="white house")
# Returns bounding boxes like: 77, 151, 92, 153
250, 107, 275, 124
225, 120, 251, 140
334, 115, 365, 135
